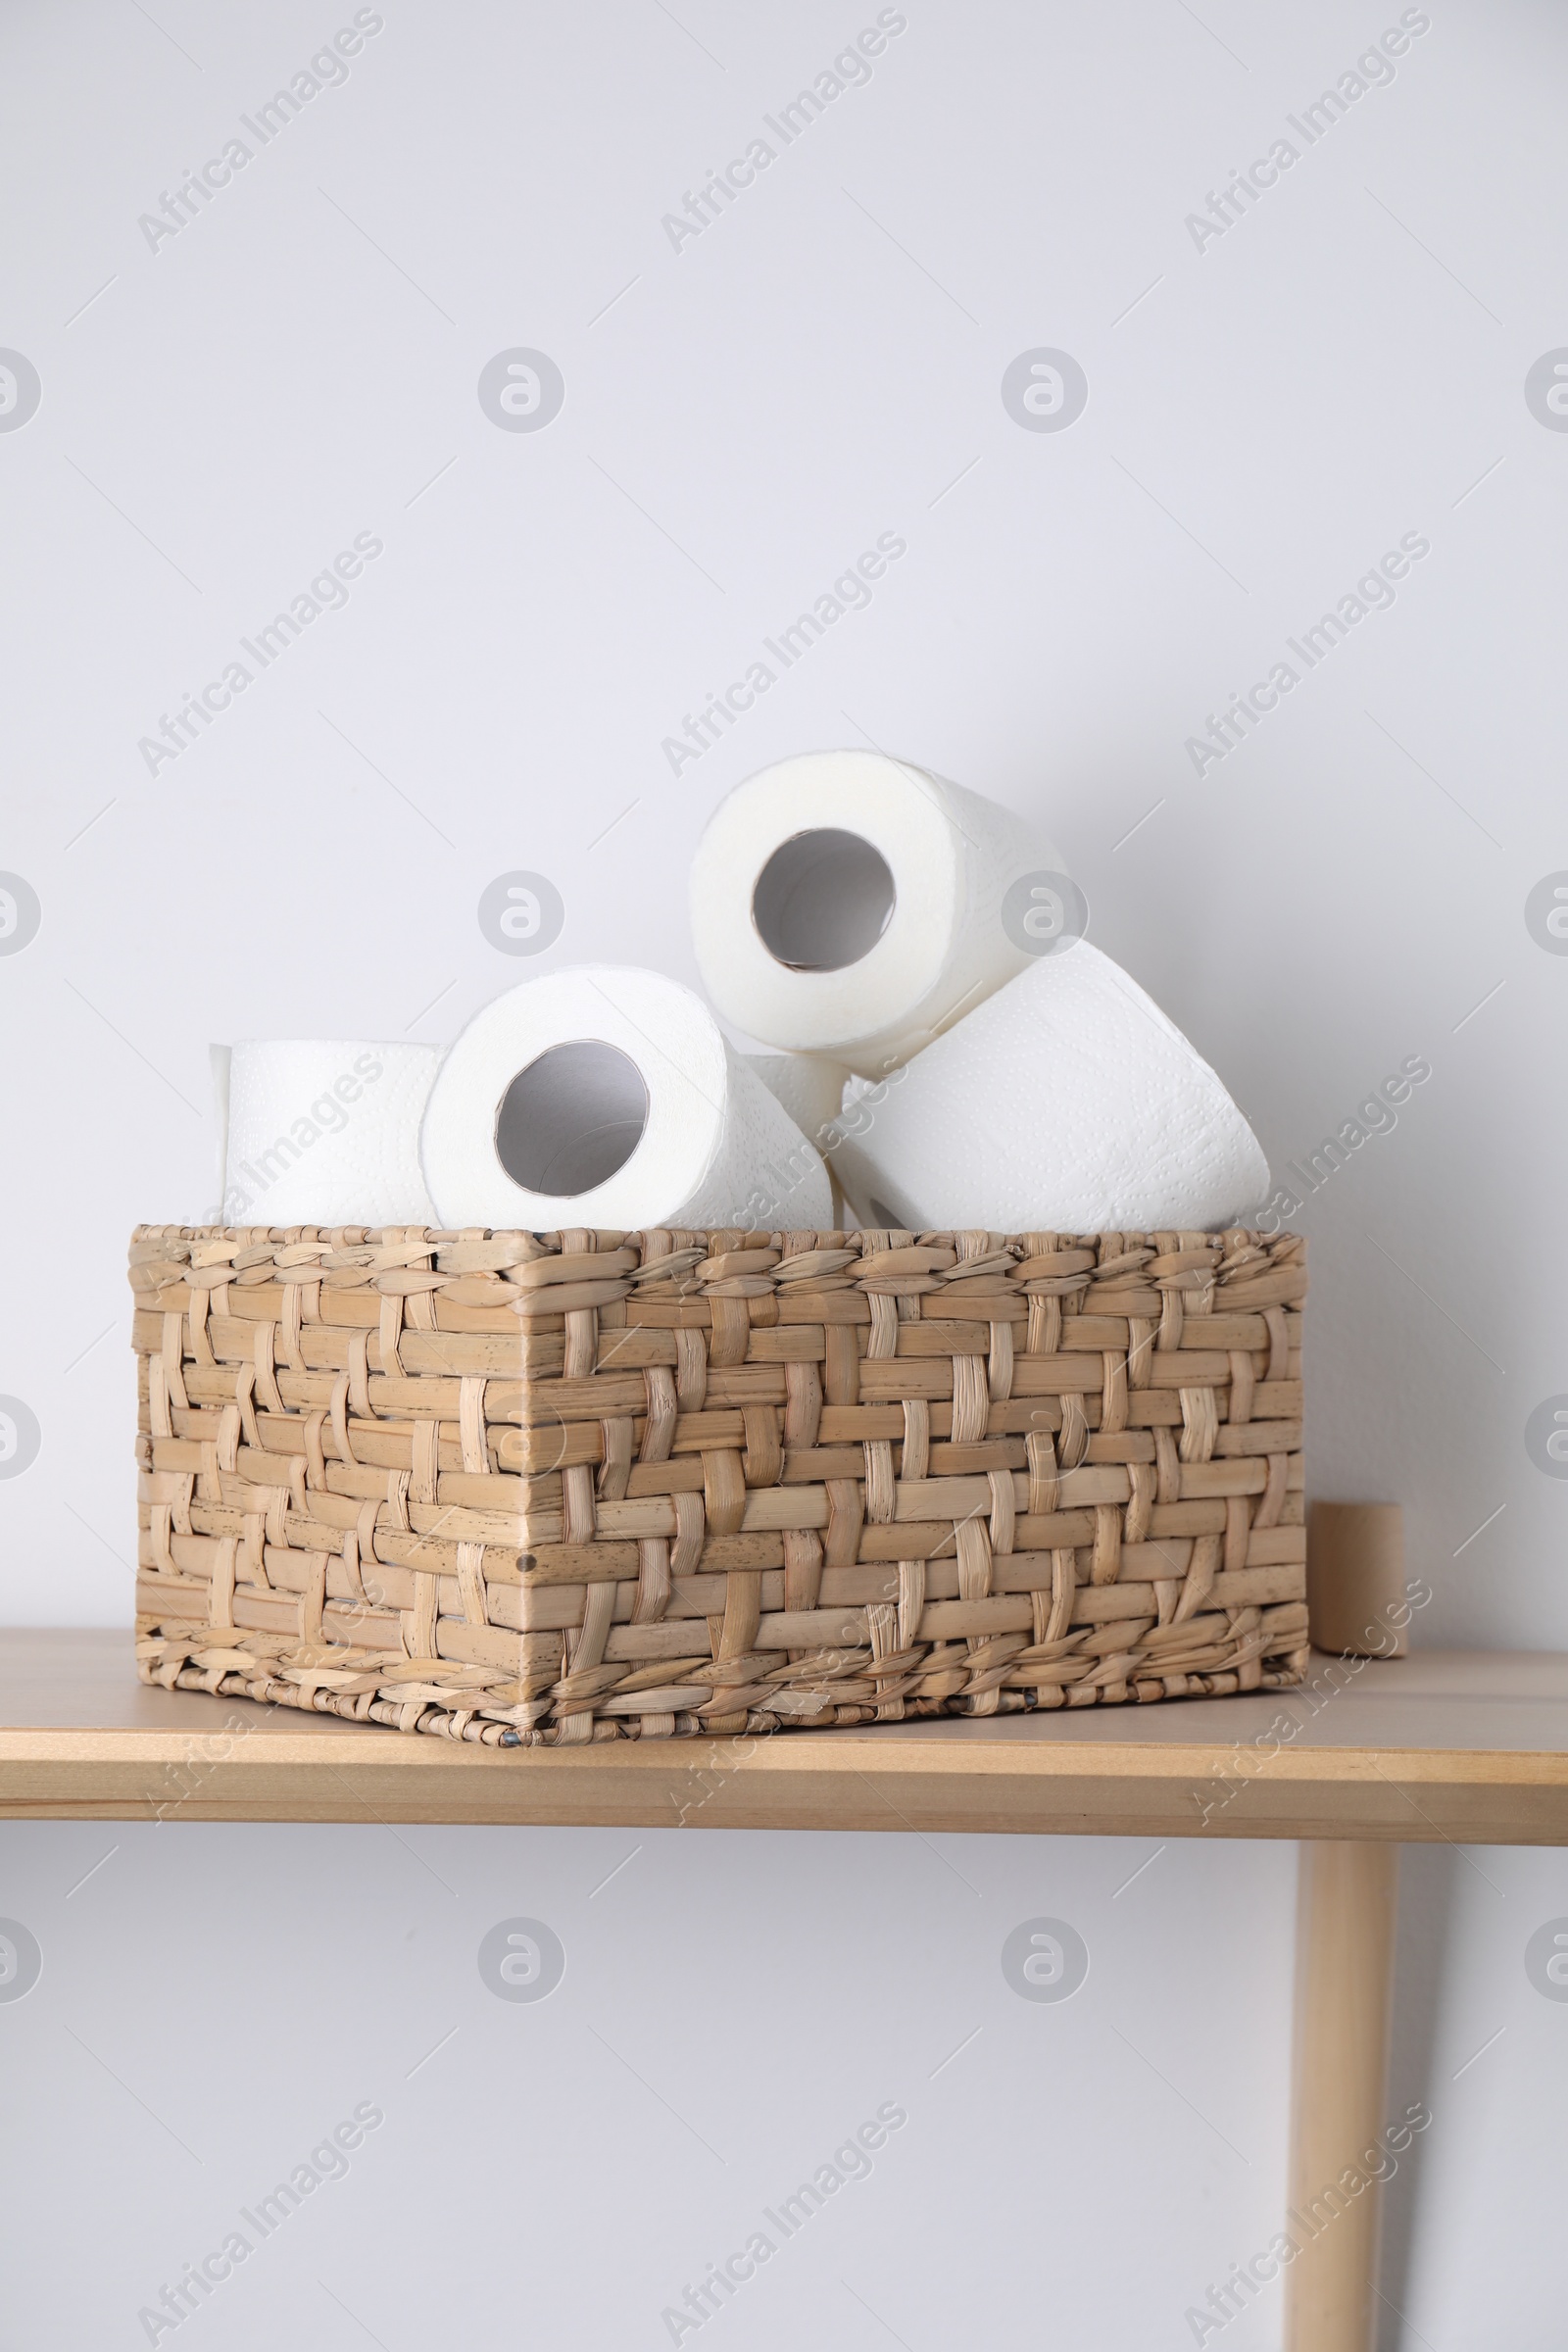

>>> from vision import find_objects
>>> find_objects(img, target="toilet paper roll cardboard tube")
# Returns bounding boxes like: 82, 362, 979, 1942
1306, 1503, 1407, 1657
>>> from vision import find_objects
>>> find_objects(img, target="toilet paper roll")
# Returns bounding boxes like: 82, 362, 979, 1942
209, 1044, 231, 1222
748, 1051, 854, 1231
419, 966, 833, 1231
1307, 1504, 1408, 1658
691, 751, 1064, 1077
222, 1040, 441, 1227
745, 1054, 850, 1147
828, 944, 1269, 1234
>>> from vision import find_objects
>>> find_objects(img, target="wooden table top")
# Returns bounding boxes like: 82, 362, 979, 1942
2, 1632, 1564, 1841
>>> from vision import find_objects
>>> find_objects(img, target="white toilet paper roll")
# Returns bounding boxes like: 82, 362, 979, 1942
419, 966, 833, 1231
222, 1040, 441, 1227
209, 1044, 231, 1222
691, 751, 1064, 1077
745, 1054, 850, 1147
828, 944, 1269, 1234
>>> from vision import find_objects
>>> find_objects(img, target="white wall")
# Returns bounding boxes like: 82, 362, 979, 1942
1, 2, 1565, 2343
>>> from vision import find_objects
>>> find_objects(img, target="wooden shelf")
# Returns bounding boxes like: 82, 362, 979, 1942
2, 1632, 1564, 1839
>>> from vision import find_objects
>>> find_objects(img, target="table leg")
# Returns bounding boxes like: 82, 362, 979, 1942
1286, 1841, 1400, 2352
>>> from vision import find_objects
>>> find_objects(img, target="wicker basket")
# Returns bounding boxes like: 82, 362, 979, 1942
129, 1224, 1308, 1745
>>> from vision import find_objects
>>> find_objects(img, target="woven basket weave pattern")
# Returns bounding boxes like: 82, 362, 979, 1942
130, 1224, 1308, 1744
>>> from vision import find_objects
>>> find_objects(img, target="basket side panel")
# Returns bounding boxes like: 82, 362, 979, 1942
129, 1222, 1308, 1743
